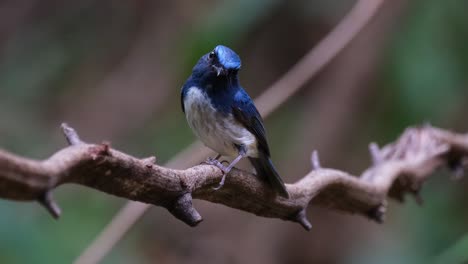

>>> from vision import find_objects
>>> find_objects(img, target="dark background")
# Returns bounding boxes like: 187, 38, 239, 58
0, 0, 467, 263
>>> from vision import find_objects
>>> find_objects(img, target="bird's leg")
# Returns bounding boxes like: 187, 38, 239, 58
213, 149, 246, 190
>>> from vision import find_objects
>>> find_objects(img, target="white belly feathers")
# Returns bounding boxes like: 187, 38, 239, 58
184, 87, 258, 158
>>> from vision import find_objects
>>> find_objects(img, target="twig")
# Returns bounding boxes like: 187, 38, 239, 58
311, 150, 321, 170
61, 123, 83, 145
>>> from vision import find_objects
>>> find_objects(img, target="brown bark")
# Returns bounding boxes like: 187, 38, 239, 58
0, 124, 465, 230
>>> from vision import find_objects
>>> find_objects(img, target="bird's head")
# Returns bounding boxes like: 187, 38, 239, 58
193, 45, 242, 78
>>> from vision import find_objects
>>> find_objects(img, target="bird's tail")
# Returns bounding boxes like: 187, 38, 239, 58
249, 155, 289, 198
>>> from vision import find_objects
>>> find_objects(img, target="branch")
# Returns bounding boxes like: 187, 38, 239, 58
0, 124, 466, 230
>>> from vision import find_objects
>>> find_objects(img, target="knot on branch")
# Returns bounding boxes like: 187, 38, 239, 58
366, 201, 386, 223
447, 154, 465, 180
37, 191, 61, 219
293, 208, 312, 231
167, 193, 202, 227
142, 156, 157, 168
89, 142, 112, 162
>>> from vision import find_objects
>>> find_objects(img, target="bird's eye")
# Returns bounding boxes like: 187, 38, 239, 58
208, 51, 215, 59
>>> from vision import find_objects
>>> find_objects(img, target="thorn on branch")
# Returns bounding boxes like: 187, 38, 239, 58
369, 142, 381, 165
61, 123, 82, 145
311, 150, 321, 170
366, 201, 386, 223
167, 193, 202, 227
294, 208, 312, 231
142, 156, 157, 168
37, 191, 61, 219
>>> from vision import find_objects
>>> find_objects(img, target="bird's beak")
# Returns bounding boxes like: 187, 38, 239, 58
213, 65, 225, 76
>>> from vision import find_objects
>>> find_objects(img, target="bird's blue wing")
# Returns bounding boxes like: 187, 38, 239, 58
232, 89, 270, 156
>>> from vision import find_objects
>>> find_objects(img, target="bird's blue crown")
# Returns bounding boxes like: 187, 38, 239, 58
214, 45, 241, 70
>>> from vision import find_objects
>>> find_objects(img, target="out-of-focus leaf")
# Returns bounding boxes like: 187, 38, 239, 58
385, 0, 467, 125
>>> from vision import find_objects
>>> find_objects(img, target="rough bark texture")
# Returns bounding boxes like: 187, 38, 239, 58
0, 123, 466, 230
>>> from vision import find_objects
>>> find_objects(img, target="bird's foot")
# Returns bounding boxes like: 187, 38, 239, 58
204, 157, 226, 169
202, 154, 221, 165
206, 152, 245, 190
203, 157, 230, 189
220, 159, 230, 166
205, 156, 232, 171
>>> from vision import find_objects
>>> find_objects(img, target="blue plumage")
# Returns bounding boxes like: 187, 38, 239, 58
214, 45, 241, 70
181, 45, 289, 198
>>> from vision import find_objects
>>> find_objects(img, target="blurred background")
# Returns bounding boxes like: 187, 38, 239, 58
0, 0, 467, 263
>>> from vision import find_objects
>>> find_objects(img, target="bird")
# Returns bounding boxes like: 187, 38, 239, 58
180, 45, 289, 198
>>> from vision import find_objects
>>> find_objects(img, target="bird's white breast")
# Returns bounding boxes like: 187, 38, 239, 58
183, 87, 258, 158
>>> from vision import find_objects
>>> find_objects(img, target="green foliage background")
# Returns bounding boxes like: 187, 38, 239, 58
0, 0, 467, 263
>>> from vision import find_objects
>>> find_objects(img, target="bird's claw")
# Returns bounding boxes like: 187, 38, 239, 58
213, 173, 227, 190
204, 156, 232, 190
204, 156, 218, 164
205, 157, 229, 172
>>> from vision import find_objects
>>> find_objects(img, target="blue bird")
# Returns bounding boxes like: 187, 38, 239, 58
181, 45, 289, 198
